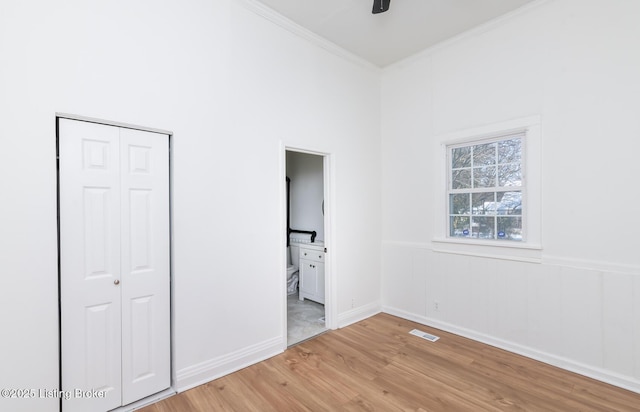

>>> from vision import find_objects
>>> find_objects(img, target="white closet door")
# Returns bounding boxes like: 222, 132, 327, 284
60, 119, 123, 412
119, 127, 170, 404
60, 119, 170, 411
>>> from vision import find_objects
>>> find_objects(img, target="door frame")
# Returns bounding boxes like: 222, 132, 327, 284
281, 144, 336, 349
56, 113, 176, 411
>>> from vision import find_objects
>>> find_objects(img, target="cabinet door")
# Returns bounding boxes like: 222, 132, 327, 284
299, 259, 318, 296
299, 259, 325, 304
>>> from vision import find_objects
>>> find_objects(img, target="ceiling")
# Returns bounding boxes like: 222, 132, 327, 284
251, 0, 538, 67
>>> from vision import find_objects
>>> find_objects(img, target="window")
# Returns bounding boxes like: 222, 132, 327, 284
434, 116, 541, 262
448, 134, 524, 241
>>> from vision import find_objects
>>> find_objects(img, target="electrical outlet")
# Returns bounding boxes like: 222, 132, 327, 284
434, 301, 440, 312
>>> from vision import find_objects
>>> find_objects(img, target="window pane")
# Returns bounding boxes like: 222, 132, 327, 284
472, 216, 494, 239
447, 135, 524, 242
452, 169, 471, 189
450, 216, 470, 237
452, 146, 471, 168
498, 164, 522, 187
473, 166, 496, 188
496, 191, 522, 215
450, 193, 470, 214
498, 138, 521, 164
497, 217, 522, 241
472, 192, 495, 215
473, 142, 496, 166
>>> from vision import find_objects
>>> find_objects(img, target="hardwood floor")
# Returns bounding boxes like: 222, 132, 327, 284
140, 314, 640, 411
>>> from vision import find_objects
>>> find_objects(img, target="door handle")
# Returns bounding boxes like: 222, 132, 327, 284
114, 279, 120, 285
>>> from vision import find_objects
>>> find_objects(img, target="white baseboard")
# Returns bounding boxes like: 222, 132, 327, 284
337, 301, 382, 328
175, 336, 283, 392
382, 305, 640, 395
174, 301, 383, 394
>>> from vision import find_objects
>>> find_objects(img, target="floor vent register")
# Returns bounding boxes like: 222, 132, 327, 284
409, 329, 440, 342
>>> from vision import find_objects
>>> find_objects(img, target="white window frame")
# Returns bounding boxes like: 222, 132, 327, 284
433, 116, 542, 263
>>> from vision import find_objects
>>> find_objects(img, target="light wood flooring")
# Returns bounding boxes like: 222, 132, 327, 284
140, 313, 640, 411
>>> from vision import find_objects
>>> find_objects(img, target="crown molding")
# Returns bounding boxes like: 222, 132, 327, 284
237, 0, 381, 73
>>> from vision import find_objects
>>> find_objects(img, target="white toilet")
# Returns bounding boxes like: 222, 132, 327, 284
286, 243, 300, 295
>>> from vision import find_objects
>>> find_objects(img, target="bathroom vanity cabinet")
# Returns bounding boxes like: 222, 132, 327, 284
298, 244, 325, 304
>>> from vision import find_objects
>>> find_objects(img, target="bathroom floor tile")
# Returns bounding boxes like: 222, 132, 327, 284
287, 293, 326, 346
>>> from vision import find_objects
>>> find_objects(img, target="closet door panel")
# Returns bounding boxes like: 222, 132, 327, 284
120, 127, 171, 405
60, 119, 123, 412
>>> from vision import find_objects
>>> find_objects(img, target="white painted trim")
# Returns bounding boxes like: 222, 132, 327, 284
432, 244, 542, 264
323, 153, 338, 331
337, 301, 381, 328
282, 145, 337, 343
56, 112, 173, 136
382, 306, 640, 395
384, 0, 554, 71
433, 116, 543, 260
543, 255, 640, 275
382, 241, 542, 264
436, 115, 541, 146
237, 0, 381, 73
383, 240, 638, 274
382, 240, 543, 264
279, 141, 288, 350
168, 132, 178, 397
432, 237, 542, 250
175, 337, 282, 392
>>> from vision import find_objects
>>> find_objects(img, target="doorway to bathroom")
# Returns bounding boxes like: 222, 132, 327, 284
284, 149, 331, 346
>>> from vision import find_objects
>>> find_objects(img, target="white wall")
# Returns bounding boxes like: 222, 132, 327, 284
0, 0, 381, 410
286, 151, 324, 242
4, 0, 637, 408
381, 0, 640, 393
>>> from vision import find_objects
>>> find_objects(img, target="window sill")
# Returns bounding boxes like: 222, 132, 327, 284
432, 238, 542, 263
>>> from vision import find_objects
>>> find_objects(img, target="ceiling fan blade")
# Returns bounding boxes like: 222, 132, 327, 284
372, 0, 390, 14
